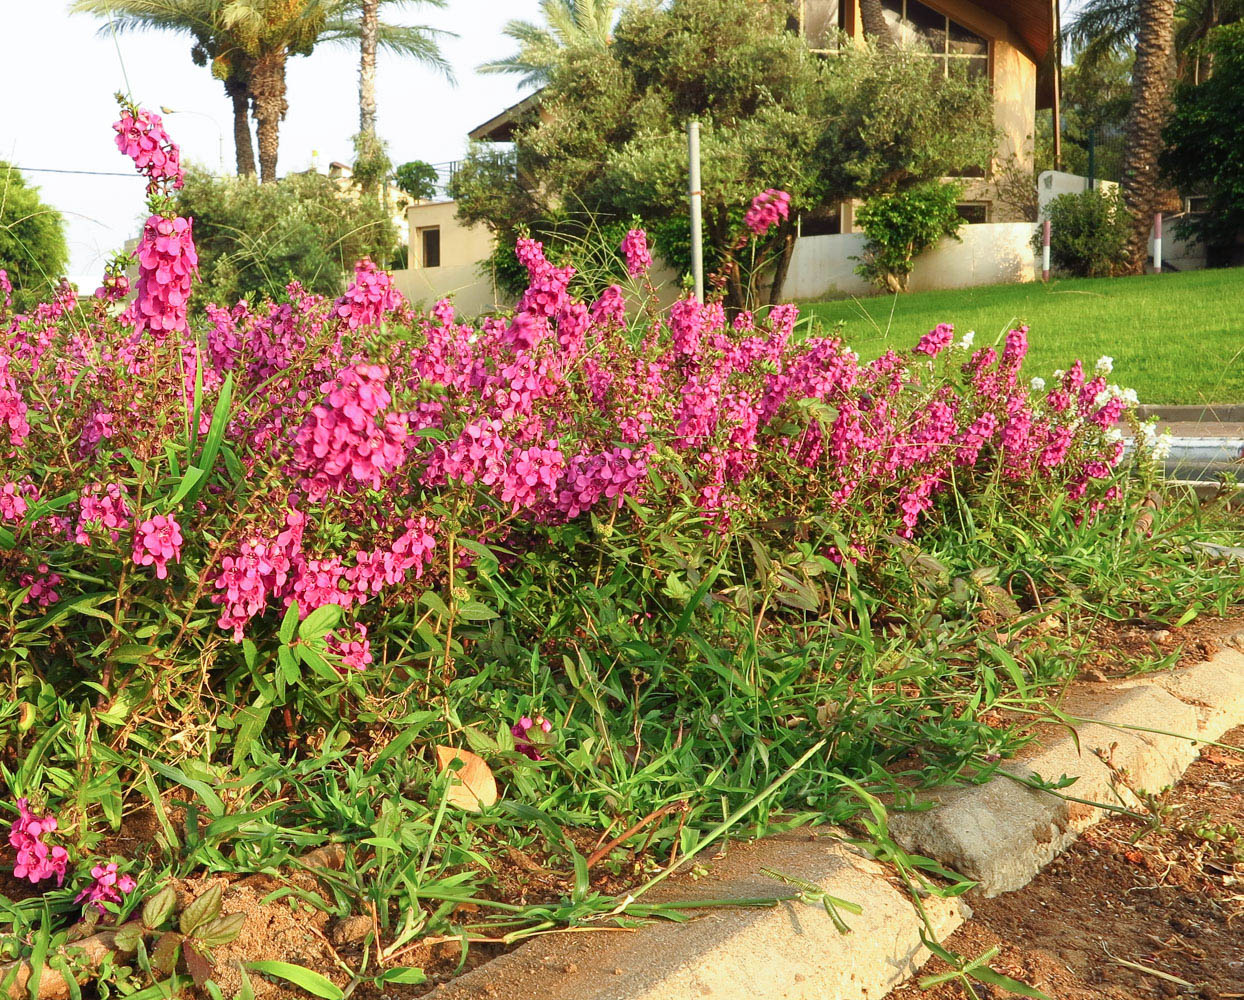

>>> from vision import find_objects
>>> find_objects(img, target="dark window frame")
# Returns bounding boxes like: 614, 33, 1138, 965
420, 226, 441, 269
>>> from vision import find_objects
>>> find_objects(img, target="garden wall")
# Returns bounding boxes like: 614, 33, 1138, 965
784, 222, 1038, 300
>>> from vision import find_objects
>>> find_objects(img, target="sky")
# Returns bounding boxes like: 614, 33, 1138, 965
0, 0, 543, 288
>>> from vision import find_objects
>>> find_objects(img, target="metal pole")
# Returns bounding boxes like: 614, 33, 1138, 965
1154, 213, 1163, 273
1042, 219, 1051, 281
1087, 128, 1096, 190
688, 121, 704, 304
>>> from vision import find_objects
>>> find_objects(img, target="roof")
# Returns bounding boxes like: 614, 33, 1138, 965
468, 91, 544, 143
973, 0, 1054, 65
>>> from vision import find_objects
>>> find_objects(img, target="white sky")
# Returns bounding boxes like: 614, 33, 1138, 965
0, 0, 543, 287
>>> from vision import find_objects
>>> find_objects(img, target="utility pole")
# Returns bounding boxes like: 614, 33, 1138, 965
1052, 0, 1063, 171
688, 121, 704, 304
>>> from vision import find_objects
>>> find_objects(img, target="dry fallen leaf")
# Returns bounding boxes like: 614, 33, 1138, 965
435, 745, 498, 812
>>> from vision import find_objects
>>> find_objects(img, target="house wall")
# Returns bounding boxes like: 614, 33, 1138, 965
392, 201, 508, 315
784, 222, 1037, 300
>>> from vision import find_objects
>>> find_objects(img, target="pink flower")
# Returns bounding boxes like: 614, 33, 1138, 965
512, 715, 554, 760
132, 514, 184, 580
744, 189, 791, 237
9, 798, 68, 886
914, 323, 954, 357
113, 107, 184, 194
328, 625, 373, 673
620, 229, 653, 277
75, 862, 137, 914
131, 215, 197, 341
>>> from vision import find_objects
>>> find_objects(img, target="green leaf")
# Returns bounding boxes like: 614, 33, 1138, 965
192, 912, 247, 948
189, 373, 234, 502
377, 967, 427, 986
166, 465, 206, 508
299, 604, 343, 641
279, 603, 301, 645
180, 883, 223, 935
245, 962, 344, 1000
456, 601, 498, 621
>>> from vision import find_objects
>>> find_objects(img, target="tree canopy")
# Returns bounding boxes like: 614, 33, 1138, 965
454, 0, 993, 307
0, 164, 70, 311
1162, 22, 1244, 265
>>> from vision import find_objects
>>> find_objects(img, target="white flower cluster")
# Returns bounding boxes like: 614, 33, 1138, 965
1095, 355, 1114, 376
1094, 384, 1140, 408
1029, 376, 1046, 392
958, 330, 975, 350
1139, 420, 1173, 462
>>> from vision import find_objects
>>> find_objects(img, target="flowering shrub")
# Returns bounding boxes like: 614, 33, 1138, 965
1, 109, 1152, 901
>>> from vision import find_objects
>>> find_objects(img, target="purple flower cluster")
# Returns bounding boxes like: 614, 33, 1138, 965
744, 189, 791, 236
512, 714, 553, 760
620, 229, 653, 277
9, 799, 68, 886
113, 108, 184, 194
132, 514, 184, 580
131, 215, 197, 341
75, 862, 137, 914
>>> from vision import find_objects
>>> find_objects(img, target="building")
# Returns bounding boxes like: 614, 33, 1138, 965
396, 0, 1061, 310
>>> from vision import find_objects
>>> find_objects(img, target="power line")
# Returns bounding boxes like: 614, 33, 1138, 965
9, 166, 137, 178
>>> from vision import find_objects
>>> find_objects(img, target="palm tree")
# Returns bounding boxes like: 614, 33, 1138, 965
1121, 0, 1176, 273
858, 0, 896, 47
350, 0, 450, 190
479, 0, 618, 89
71, 0, 259, 176
1065, 0, 1241, 80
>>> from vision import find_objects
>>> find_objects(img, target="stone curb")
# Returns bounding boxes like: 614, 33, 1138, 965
887, 630, 1244, 898
1137, 404, 1244, 422
423, 633, 1244, 1000
425, 832, 965, 1000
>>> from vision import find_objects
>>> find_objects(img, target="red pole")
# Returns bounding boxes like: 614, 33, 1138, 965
1153, 212, 1163, 274
1042, 219, 1051, 282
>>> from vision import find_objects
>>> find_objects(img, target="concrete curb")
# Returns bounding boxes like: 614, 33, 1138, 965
887, 630, 1244, 898
1137, 404, 1244, 422
425, 833, 966, 1000
423, 632, 1244, 1000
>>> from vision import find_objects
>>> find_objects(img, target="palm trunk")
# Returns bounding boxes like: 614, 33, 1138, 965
250, 52, 288, 184
359, 0, 378, 139
1121, 0, 1176, 274
859, 0, 896, 47
225, 74, 256, 177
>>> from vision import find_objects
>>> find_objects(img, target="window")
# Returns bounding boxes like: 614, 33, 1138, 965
419, 226, 441, 269
800, 0, 842, 53
881, 0, 989, 80
956, 202, 988, 224
799, 211, 842, 237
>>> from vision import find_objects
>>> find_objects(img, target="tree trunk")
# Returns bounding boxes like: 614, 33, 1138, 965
359, 0, 379, 140
1121, 0, 1176, 274
225, 74, 256, 177
250, 51, 288, 184
767, 228, 797, 305
859, 0, 896, 47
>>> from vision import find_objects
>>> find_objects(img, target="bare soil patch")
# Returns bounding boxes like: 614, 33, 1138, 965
889, 727, 1244, 1000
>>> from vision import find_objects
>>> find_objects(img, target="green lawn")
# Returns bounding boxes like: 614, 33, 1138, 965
802, 267, 1244, 405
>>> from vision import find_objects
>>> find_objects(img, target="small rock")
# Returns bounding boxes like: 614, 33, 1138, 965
1153, 629, 1172, 643
330, 914, 372, 945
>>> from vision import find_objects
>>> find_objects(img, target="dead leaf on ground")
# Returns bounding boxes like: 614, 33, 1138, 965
435, 746, 498, 812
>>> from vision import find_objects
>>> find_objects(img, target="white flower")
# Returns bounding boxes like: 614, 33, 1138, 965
1053, 369, 1065, 379
1029, 376, 1046, 392
1094, 388, 1112, 407
1140, 421, 1159, 448
1096, 355, 1114, 375
1121, 387, 1139, 405
1153, 431, 1174, 462
1104, 427, 1124, 444
958, 331, 975, 350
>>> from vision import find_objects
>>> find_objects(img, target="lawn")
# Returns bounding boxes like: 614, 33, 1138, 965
802, 267, 1244, 405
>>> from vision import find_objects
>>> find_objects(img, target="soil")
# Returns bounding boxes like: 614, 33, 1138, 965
888, 726, 1244, 1000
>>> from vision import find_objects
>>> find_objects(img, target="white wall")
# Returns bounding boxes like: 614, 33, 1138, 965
1037, 170, 1119, 216
784, 223, 1038, 301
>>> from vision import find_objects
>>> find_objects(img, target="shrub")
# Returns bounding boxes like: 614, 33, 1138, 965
0, 163, 69, 311
854, 181, 966, 292
394, 160, 440, 201
1162, 23, 1244, 266
1034, 188, 1131, 277
3, 105, 1158, 942
174, 167, 398, 307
